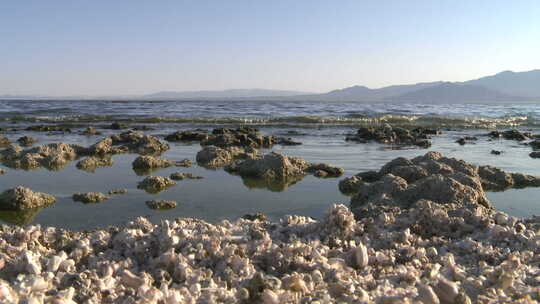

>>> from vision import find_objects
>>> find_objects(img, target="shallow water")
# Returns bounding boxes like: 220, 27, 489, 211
1, 100, 540, 230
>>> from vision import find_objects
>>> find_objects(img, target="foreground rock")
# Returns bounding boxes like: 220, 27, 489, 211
146, 200, 177, 210
76, 155, 113, 172
0, 136, 11, 148
346, 124, 436, 148
72, 192, 110, 203
0, 186, 56, 210
1, 202, 539, 303
137, 176, 177, 194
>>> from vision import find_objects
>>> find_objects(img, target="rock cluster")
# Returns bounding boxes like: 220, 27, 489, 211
1, 201, 539, 303
132, 155, 174, 172
137, 176, 177, 194
346, 124, 437, 148
72, 192, 110, 204
0, 186, 56, 210
166, 127, 301, 148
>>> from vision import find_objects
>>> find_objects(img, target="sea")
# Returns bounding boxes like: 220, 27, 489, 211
1, 99, 539, 230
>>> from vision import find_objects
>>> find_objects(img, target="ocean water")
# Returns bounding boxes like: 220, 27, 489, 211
1, 99, 539, 230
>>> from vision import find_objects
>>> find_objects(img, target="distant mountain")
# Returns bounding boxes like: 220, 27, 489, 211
384, 82, 523, 103
464, 70, 540, 98
311, 82, 444, 101
143, 89, 311, 99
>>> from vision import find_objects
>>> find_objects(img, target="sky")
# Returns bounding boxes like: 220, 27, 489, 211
1, 0, 539, 96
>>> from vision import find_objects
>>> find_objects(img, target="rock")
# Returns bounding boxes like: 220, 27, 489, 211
164, 130, 209, 142
0, 136, 10, 148
201, 128, 277, 148
146, 200, 177, 210
25, 125, 71, 132
348, 152, 540, 218
110, 131, 169, 155
490, 150, 502, 155
137, 176, 177, 194
0, 186, 56, 210
76, 156, 113, 172
276, 137, 302, 146
108, 189, 128, 195
530, 151, 540, 158
1, 143, 79, 170
346, 124, 436, 148
488, 129, 530, 141
530, 140, 540, 150
109, 122, 129, 130
72, 192, 110, 203
455, 137, 476, 145
132, 155, 174, 170
196, 146, 257, 167
81, 127, 101, 135
241, 213, 267, 221
175, 159, 192, 167
0, 168, 5, 174
17, 136, 38, 146
169, 172, 203, 180
307, 163, 344, 177
338, 176, 364, 194
226, 152, 310, 180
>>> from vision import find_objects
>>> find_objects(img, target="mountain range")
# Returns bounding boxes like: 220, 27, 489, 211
2, 69, 539, 103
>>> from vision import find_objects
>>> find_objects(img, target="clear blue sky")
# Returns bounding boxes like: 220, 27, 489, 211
1, 0, 539, 96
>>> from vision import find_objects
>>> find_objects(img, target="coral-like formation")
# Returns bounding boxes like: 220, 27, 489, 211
0, 187, 56, 210
146, 200, 178, 210
72, 192, 110, 204
346, 124, 437, 148
137, 176, 177, 194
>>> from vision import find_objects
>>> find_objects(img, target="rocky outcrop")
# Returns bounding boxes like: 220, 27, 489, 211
196, 146, 258, 167
306, 163, 344, 177
17, 136, 38, 147
137, 176, 177, 194
530, 152, 540, 158
110, 131, 169, 155
146, 200, 177, 210
342, 152, 540, 219
76, 156, 114, 172
72, 192, 110, 203
0, 186, 56, 210
169, 172, 203, 180
164, 130, 209, 142
346, 124, 434, 148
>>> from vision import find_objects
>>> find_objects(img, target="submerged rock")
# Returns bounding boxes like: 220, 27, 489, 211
146, 200, 177, 210
72, 192, 110, 203
307, 163, 344, 177
76, 155, 113, 172
0, 186, 56, 210
491, 150, 502, 155
25, 125, 72, 132
81, 126, 101, 135
169, 172, 203, 180
164, 130, 209, 142
175, 158, 193, 167
488, 129, 531, 141
346, 124, 434, 148
137, 176, 177, 194
108, 189, 128, 195
17, 136, 38, 146
530, 152, 540, 158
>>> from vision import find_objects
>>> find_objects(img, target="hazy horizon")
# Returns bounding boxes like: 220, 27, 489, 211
1, 1, 539, 96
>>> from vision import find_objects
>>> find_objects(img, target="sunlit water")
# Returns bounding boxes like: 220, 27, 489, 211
1, 100, 539, 230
